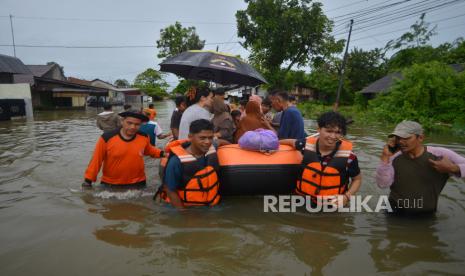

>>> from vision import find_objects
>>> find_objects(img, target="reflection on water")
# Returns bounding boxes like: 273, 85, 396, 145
0, 101, 465, 275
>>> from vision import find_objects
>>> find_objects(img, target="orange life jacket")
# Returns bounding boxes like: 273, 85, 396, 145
159, 139, 189, 181
296, 136, 353, 198
160, 141, 220, 206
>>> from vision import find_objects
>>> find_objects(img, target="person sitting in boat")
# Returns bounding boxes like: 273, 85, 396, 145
159, 119, 221, 209
234, 101, 275, 143
82, 110, 164, 188
212, 97, 235, 143
280, 111, 362, 206
271, 90, 306, 140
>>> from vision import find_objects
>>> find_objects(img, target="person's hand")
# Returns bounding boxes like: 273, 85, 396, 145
381, 137, 397, 164
327, 194, 350, 207
82, 179, 92, 189
429, 155, 460, 174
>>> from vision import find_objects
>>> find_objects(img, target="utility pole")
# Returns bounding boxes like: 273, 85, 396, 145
334, 19, 353, 111
9, 14, 16, 57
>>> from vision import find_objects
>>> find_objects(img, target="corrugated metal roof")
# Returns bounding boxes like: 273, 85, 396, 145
360, 64, 465, 94
27, 64, 55, 77
360, 72, 403, 94
14, 64, 58, 84
0, 54, 31, 74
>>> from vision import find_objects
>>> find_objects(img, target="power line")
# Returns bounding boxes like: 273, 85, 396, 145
354, 21, 465, 47
0, 15, 235, 25
0, 41, 241, 49
333, 0, 464, 36
349, 12, 465, 42
331, 0, 463, 33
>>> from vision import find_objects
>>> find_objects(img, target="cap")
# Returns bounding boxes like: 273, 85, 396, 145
118, 109, 149, 122
389, 120, 423, 138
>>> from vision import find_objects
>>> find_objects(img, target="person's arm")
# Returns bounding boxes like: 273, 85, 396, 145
143, 136, 163, 158
376, 141, 400, 188
164, 156, 185, 209
171, 128, 179, 140
83, 137, 107, 187
279, 139, 297, 148
158, 133, 172, 139
165, 188, 184, 209
428, 147, 465, 177
347, 174, 362, 196
329, 154, 362, 206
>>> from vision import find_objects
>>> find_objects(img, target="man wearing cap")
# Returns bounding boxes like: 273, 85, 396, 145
83, 110, 164, 188
376, 120, 465, 213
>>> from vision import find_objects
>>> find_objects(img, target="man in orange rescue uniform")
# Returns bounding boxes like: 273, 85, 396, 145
82, 109, 164, 188
159, 119, 220, 208
280, 111, 362, 207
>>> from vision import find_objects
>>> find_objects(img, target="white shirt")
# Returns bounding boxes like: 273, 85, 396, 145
178, 104, 212, 139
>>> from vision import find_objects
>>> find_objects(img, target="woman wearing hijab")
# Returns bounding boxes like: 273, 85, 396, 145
234, 100, 275, 143
211, 97, 235, 143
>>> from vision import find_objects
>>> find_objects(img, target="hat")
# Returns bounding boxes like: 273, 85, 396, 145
389, 120, 423, 138
118, 109, 149, 122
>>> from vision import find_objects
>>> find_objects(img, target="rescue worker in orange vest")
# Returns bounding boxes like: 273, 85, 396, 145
82, 110, 164, 188
159, 119, 221, 209
280, 111, 362, 206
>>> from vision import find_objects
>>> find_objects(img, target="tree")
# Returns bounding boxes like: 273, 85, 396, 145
156, 22, 205, 59
114, 79, 130, 88
133, 69, 169, 100
346, 47, 387, 92
385, 13, 437, 51
369, 61, 465, 127
236, 0, 344, 85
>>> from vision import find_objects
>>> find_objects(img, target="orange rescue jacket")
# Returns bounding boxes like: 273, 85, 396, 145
296, 136, 353, 197
160, 141, 220, 206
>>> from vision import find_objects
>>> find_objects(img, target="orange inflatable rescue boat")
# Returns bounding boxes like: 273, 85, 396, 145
159, 142, 303, 196
217, 144, 302, 195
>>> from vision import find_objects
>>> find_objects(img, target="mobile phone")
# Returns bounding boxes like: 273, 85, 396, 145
430, 155, 443, 161
388, 144, 400, 153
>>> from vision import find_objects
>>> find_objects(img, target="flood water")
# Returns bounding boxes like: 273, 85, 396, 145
1, 100, 465, 275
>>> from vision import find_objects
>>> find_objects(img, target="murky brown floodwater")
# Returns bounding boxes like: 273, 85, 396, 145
1, 100, 464, 275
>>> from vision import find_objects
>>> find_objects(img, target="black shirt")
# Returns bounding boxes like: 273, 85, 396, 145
170, 109, 183, 130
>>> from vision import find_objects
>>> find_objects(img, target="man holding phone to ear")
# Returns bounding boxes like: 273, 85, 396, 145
376, 120, 465, 214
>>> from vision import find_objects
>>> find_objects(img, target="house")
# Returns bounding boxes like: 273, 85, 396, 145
360, 64, 465, 99
90, 79, 143, 106
14, 63, 107, 109
289, 86, 317, 101
0, 54, 33, 120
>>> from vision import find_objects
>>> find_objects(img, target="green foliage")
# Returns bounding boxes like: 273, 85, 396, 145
236, 0, 344, 76
368, 62, 465, 129
171, 79, 208, 95
114, 79, 130, 88
346, 47, 387, 92
156, 22, 205, 59
133, 69, 169, 100
385, 13, 437, 50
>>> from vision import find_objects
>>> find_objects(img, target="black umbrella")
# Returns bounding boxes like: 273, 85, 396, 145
159, 50, 267, 86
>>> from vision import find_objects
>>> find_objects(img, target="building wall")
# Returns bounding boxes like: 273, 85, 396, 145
53, 92, 87, 107
0, 83, 33, 118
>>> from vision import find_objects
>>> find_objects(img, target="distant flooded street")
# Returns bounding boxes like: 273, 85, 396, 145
1, 100, 465, 275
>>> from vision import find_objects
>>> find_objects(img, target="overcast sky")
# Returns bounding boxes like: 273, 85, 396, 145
1, 0, 464, 88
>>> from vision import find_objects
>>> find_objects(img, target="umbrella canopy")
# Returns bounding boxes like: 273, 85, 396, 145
159, 50, 267, 86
